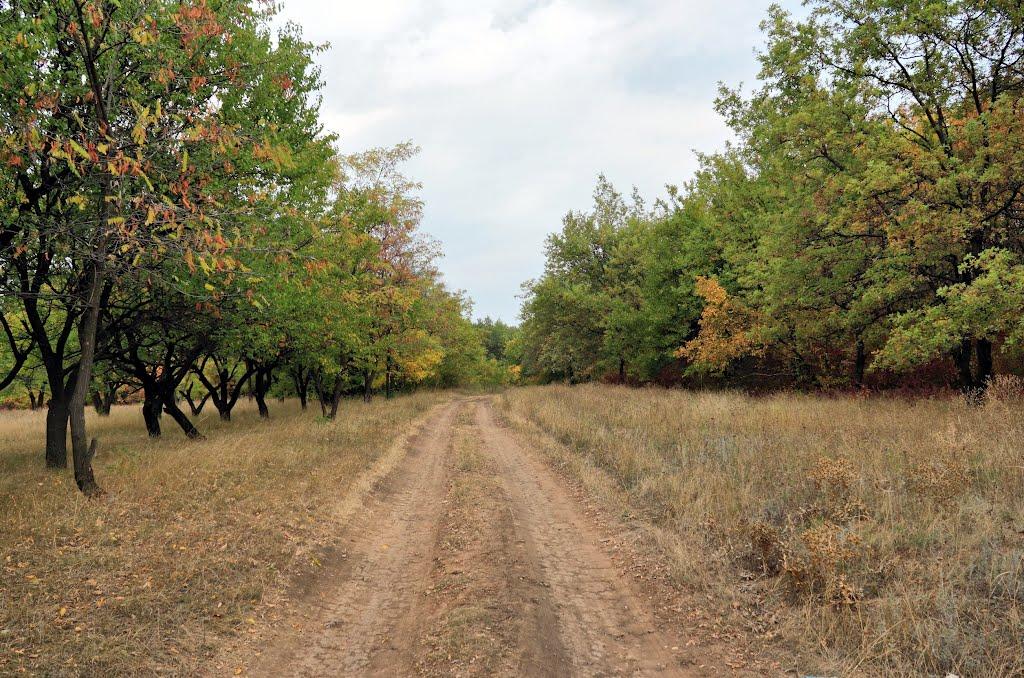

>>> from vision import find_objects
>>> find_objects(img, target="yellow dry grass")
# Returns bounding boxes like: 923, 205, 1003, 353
0, 393, 444, 676
497, 383, 1024, 677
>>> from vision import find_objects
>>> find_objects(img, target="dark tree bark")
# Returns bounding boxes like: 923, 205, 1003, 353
0, 314, 33, 393
952, 337, 994, 402
161, 396, 202, 439
362, 370, 374, 403
952, 338, 975, 393
853, 338, 867, 387
249, 363, 273, 419
180, 383, 210, 416
39, 352, 76, 468
313, 370, 346, 420
44, 397, 69, 467
28, 384, 46, 411
291, 366, 310, 410
195, 357, 254, 422
69, 260, 105, 497
13, 202, 80, 467
976, 339, 994, 389
91, 389, 112, 416
312, 370, 330, 417
142, 388, 162, 438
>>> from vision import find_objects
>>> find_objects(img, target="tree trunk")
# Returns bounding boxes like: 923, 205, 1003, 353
69, 276, 104, 496
29, 385, 45, 410
44, 397, 69, 469
853, 338, 866, 387
952, 338, 975, 393
328, 375, 344, 420
618, 356, 626, 383
143, 394, 162, 437
976, 338, 994, 389
317, 384, 329, 418
253, 368, 271, 419
92, 390, 111, 416
103, 385, 117, 412
363, 371, 373, 403
181, 384, 209, 416
255, 390, 269, 419
162, 398, 202, 439
42, 358, 73, 468
292, 367, 310, 410
195, 363, 253, 422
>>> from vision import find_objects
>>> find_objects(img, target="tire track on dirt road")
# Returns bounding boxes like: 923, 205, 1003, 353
412, 402, 571, 678
245, 397, 694, 677
475, 400, 693, 677
249, 401, 459, 677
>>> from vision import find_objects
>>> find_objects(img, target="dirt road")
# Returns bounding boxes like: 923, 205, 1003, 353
247, 398, 694, 677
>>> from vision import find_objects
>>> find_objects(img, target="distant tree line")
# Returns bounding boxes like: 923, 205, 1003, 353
0, 0, 509, 495
519, 0, 1024, 394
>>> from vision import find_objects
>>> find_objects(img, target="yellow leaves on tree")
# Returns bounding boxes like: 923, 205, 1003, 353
677, 276, 759, 371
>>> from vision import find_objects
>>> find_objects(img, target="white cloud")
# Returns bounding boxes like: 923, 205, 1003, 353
276, 0, 803, 321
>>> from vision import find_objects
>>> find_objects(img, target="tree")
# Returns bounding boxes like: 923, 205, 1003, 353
1, 0, 332, 492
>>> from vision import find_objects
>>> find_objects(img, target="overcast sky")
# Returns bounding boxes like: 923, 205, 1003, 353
275, 0, 802, 323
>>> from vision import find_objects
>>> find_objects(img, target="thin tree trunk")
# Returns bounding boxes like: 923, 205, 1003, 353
328, 374, 344, 420
255, 389, 269, 419
253, 368, 271, 419
162, 398, 202, 439
92, 389, 111, 416
102, 385, 117, 412
853, 338, 866, 387
292, 367, 310, 410
69, 264, 105, 496
181, 384, 209, 416
363, 371, 373, 403
29, 385, 45, 410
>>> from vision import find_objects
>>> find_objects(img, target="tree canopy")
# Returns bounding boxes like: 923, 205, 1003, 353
0, 0, 506, 495
518, 0, 1024, 393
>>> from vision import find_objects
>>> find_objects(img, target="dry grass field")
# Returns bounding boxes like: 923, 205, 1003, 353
0, 394, 444, 676
497, 383, 1024, 677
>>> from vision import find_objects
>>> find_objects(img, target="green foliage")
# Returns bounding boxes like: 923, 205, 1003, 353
518, 1, 1024, 391
0, 2, 498, 489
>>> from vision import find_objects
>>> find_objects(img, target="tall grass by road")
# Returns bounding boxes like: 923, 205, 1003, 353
0, 394, 443, 676
498, 383, 1024, 677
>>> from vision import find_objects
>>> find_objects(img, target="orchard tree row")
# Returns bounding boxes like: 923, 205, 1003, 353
0, 0, 506, 495
520, 0, 1024, 393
